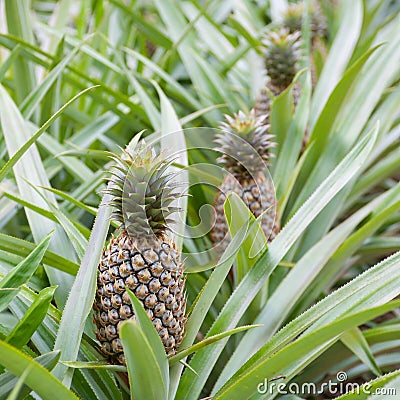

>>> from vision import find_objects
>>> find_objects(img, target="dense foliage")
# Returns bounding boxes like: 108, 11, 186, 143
0, 0, 400, 399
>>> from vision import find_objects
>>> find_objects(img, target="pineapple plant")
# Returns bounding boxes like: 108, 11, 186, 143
282, 1, 328, 45
92, 142, 186, 365
211, 110, 279, 253
1, 1, 400, 400
255, 28, 302, 121
281, 0, 328, 89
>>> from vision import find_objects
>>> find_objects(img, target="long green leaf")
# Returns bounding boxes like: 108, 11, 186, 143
169, 217, 257, 399
169, 324, 261, 365
0, 342, 78, 400
341, 327, 382, 377
0, 234, 78, 275
176, 106, 377, 400
310, 0, 363, 128
6, 286, 57, 349
0, 233, 51, 312
213, 182, 391, 391
126, 288, 169, 393
120, 320, 167, 400
214, 301, 400, 399
0, 84, 98, 306
153, 81, 188, 253
336, 371, 400, 399
52, 189, 113, 386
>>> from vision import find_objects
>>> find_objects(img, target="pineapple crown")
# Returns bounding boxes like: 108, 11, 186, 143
282, 2, 328, 42
215, 110, 275, 176
105, 141, 181, 239
262, 28, 302, 90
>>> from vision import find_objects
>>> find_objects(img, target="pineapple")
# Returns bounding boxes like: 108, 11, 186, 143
93, 142, 186, 365
211, 110, 279, 253
255, 28, 302, 121
282, 0, 328, 89
262, 28, 302, 93
282, 1, 328, 45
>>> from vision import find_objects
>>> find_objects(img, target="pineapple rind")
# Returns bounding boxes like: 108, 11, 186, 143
93, 232, 186, 365
211, 173, 279, 253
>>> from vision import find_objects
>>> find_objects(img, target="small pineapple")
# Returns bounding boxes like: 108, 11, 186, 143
262, 28, 302, 93
282, 1, 328, 45
93, 142, 186, 365
255, 28, 302, 121
211, 111, 279, 253
282, 1, 328, 89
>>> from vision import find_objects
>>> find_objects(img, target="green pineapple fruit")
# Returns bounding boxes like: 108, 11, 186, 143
93, 142, 186, 365
211, 110, 279, 252
282, 1, 328, 89
282, 1, 328, 45
255, 28, 302, 121
262, 27, 302, 92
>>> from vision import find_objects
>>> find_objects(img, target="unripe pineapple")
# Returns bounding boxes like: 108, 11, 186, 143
282, 1, 328, 45
255, 28, 302, 122
282, 1, 328, 89
211, 111, 279, 253
262, 28, 302, 92
93, 142, 186, 365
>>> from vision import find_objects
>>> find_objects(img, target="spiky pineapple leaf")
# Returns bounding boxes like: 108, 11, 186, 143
0, 84, 98, 307
0, 234, 78, 275
274, 70, 311, 200
4, 0, 36, 104
5, 366, 32, 400
341, 327, 382, 377
6, 286, 57, 349
120, 320, 167, 400
310, 0, 363, 128
168, 324, 262, 365
217, 185, 390, 385
26, 181, 88, 260
154, 81, 188, 254
294, 18, 400, 252
0, 351, 61, 398
0, 85, 97, 183
176, 123, 377, 400
217, 247, 400, 396
224, 192, 267, 284
52, 187, 113, 386
20, 40, 83, 120
118, 55, 160, 131
298, 183, 400, 311
0, 341, 78, 400
126, 288, 169, 393
0, 45, 21, 83
213, 301, 400, 399
60, 361, 126, 372
0, 233, 51, 312
215, 179, 400, 390
169, 217, 257, 399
